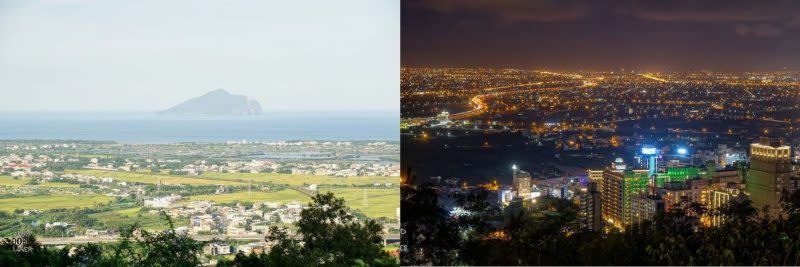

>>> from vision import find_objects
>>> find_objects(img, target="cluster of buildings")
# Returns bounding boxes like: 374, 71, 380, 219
175, 200, 305, 236
2, 140, 400, 179
226, 140, 359, 147
35, 197, 308, 247
287, 162, 400, 177
501, 166, 581, 205
403, 69, 800, 134
0, 154, 51, 177
503, 137, 800, 231
175, 160, 400, 178
2, 143, 77, 151
202, 241, 271, 262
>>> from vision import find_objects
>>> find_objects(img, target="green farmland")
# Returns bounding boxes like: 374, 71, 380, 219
321, 187, 399, 219
65, 170, 246, 186
0, 194, 113, 212
185, 189, 310, 204
185, 187, 399, 219
89, 207, 188, 231
198, 172, 399, 186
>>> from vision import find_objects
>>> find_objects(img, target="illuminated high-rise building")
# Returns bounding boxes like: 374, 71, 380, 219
602, 160, 624, 228
710, 187, 740, 226
587, 169, 604, 194
747, 137, 794, 216
631, 194, 664, 225
577, 181, 603, 231
612, 157, 626, 170
512, 165, 531, 200
602, 168, 649, 229
641, 146, 658, 176
661, 178, 710, 211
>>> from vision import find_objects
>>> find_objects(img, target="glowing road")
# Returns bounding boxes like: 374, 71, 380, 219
639, 73, 670, 83
449, 83, 595, 120
441, 70, 597, 120
481, 82, 543, 91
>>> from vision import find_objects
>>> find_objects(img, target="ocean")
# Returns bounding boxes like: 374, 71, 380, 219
0, 112, 398, 143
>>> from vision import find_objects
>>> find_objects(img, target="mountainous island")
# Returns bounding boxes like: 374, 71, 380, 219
158, 89, 263, 116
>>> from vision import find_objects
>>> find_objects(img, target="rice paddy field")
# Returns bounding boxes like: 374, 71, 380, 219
0, 176, 78, 188
198, 172, 399, 186
65, 170, 247, 186
184, 189, 310, 204
11, 170, 399, 219
66, 170, 399, 188
0, 176, 28, 186
0, 194, 113, 212
185, 187, 399, 219
89, 207, 188, 230
321, 187, 399, 219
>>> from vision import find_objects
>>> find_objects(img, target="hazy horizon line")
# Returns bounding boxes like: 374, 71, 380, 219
0, 109, 398, 113
400, 65, 800, 73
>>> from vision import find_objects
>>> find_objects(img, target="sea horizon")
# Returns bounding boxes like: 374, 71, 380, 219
0, 111, 398, 144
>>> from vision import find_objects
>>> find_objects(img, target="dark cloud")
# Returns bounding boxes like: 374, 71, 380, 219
624, 0, 796, 22
405, 0, 590, 23
735, 23, 783, 38
402, 0, 800, 70
624, 0, 800, 37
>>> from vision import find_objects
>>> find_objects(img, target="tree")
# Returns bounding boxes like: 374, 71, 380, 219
137, 220, 204, 267
295, 192, 386, 265
220, 192, 397, 267
402, 182, 800, 266
400, 184, 461, 265
0, 233, 50, 266
718, 192, 757, 223
67, 243, 103, 266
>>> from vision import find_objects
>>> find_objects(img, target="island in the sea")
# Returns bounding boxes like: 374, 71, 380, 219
159, 89, 263, 116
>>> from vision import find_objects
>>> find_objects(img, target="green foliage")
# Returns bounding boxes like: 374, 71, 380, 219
136, 217, 204, 267
218, 192, 396, 267
403, 185, 800, 266
168, 170, 190, 176
0, 193, 396, 266
0, 215, 204, 266
400, 185, 461, 265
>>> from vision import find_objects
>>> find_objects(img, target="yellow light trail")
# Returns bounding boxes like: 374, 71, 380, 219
536, 70, 583, 79
411, 70, 600, 122
449, 85, 575, 120
639, 73, 670, 83
482, 82, 543, 91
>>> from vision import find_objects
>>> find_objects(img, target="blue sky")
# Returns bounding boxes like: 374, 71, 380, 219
0, 0, 399, 112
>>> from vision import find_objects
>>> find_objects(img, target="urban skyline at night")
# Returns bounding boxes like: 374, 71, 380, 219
401, 1, 800, 266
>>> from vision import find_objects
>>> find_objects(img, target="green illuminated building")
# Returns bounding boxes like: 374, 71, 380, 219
603, 169, 650, 228
654, 167, 701, 187
622, 170, 650, 225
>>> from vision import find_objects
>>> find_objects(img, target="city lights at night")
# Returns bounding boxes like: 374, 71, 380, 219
401, 1, 800, 266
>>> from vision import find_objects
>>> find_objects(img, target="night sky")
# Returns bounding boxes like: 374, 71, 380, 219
402, 0, 800, 71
